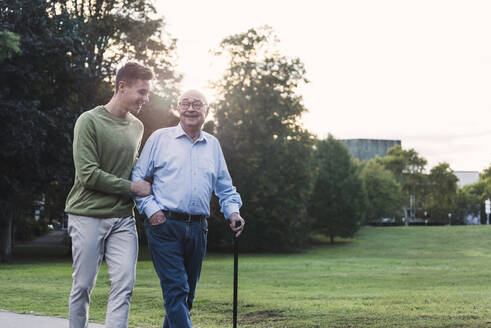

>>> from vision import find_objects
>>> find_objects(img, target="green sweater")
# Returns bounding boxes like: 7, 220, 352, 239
65, 106, 144, 218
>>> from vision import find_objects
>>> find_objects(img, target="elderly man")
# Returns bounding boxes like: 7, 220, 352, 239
132, 89, 245, 328
65, 62, 153, 328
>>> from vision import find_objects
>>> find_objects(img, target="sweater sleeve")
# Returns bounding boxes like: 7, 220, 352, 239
72, 113, 132, 195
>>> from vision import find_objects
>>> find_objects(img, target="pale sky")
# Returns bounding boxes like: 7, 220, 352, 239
156, 0, 491, 172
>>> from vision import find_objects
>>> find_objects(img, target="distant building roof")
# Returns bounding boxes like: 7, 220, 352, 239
454, 171, 480, 188
340, 139, 401, 161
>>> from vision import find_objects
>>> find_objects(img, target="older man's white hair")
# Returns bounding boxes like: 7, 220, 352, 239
179, 89, 209, 116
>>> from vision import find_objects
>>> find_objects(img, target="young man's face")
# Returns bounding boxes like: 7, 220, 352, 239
120, 79, 151, 115
178, 95, 207, 131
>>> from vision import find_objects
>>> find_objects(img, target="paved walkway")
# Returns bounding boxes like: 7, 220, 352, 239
16, 230, 69, 248
0, 310, 104, 327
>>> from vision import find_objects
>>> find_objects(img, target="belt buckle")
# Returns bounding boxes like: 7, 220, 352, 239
185, 214, 192, 223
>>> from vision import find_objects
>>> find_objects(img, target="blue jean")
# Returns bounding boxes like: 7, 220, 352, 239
145, 218, 208, 328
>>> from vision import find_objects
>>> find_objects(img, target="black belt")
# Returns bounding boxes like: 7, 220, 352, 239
164, 210, 205, 222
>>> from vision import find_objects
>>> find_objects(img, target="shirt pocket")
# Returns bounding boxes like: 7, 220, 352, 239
199, 158, 216, 178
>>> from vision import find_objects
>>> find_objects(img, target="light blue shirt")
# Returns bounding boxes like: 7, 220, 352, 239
131, 124, 242, 219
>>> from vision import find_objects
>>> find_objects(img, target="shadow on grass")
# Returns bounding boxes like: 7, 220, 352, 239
10, 247, 72, 263
8, 233, 356, 264
9, 246, 154, 264
239, 309, 285, 324
308, 233, 356, 247
196, 300, 287, 325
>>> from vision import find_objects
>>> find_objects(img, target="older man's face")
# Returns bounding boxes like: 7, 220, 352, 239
178, 95, 207, 131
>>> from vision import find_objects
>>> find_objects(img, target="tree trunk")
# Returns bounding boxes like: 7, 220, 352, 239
0, 209, 14, 263
404, 206, 409, 227
330, 234, 334, 245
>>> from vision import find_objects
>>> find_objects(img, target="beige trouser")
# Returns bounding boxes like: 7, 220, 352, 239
68, 214, 138, 328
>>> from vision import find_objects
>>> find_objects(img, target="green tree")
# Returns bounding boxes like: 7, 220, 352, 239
0, 30, 22, 258
425, 163, 458, 224
479, 163, 491, 201
0, 0, 180, 261
55, 0, 181, 102
453, 185, 481, 225
211, 27, 315, 251
377, 146, 427, 225
0, 30, 21, 61
481, 164, 491, 180
361, 160, 403, 223
462, 163, 491, 224
0, 0, 93, 261
309, 135, 367, 244
136, 93, 180, 144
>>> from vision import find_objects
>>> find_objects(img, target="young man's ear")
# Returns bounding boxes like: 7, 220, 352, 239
117, 81, 126, 93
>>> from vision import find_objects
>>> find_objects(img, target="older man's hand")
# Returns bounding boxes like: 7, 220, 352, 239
149, 210, 166, 226
229, 213, 245, 237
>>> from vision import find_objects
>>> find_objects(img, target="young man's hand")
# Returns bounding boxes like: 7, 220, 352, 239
131, 180, 152, 196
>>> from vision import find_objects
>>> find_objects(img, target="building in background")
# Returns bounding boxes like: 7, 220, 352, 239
454, 171, 480, 188
454, 171, 481, 225
341, 139, 401, 161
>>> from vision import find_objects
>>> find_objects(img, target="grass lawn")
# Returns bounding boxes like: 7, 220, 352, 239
3, 226, 491, 327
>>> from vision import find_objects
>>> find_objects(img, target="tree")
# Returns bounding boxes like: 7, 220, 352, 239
211, 27, 315, 251
377, 146, 427, 225
361, 160, 403, 223
0, 30, 21, 62
0, 0, 180, 261
479, 163, 491, 201
481, 164, 491, 181
425, 163, 458, 224
309, 135, 367, 244
461, 163, 491, 224
0, 30, 21, 261
453, 186, 481, 225
54, 0, 181, 102
0, 0, 95, 262
136, 93, 180, 144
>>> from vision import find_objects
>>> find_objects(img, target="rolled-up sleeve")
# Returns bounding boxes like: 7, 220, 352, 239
215, 142, 242, 219
131, 133, 161, 218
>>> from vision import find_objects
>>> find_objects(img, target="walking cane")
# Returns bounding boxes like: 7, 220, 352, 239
233, 221, 241, 328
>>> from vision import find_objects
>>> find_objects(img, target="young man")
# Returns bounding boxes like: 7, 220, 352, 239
65, 62, 153, 328
132, 89, 245, 328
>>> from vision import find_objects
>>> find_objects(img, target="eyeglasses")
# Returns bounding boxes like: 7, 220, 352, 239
178, 101, 205, 111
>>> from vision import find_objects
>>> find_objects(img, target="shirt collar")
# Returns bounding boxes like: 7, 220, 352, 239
175, 123, 207, 143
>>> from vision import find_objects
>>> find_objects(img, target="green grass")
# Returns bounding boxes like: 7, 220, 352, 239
3, 226, 491, 327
